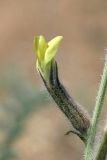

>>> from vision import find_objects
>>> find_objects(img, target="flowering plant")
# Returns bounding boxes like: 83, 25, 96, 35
34, 35, 63, 81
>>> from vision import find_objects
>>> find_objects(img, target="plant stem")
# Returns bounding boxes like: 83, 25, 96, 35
95, 127, 107, 160
85, 56, 107, 160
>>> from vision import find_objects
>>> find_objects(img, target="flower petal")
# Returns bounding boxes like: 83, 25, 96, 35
34, 35, 48, 61
44, 36, 63, 65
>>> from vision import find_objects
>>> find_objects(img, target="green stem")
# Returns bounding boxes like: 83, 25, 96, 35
96, 127, 107, 160
85, 56, 107, 160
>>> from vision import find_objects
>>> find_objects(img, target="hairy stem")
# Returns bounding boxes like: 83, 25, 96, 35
85, 56, 107, 160
40, 61, 90, 142
95, 127, 107, 160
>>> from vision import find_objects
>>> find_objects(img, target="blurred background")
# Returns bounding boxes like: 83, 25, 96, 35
0, 0, 107, 159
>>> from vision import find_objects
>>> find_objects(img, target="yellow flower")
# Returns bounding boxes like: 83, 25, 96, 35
34, 35, 63, 81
